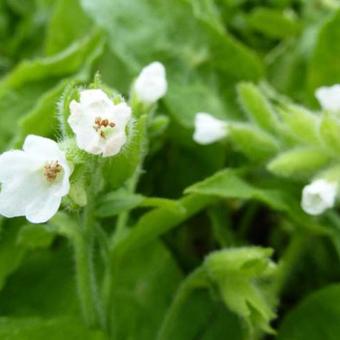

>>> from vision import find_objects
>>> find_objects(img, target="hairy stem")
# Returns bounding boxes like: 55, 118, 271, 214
74, 161, 104, 329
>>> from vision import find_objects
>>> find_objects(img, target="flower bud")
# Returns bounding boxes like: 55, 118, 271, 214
133, 62, 167, 104
193, 112, 228, 145
301, 179, 337, 215
315, 85, 340, 112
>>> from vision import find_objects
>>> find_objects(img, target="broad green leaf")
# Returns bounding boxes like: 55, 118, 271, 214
247, 7, 300, 38
96, 190, 144, 218
158, 269, 245, 340
237, 82, 278, 132
0, 317, 106, 340
109, 241, 183, 340
0, 224, 26, 290
0, 31, 102, 149
0, 245, 79, 316
97, 189, 185, 218
278, 284, 340, 340
14, 81, 66, 146
267, 147, 330, 178
113, 194, 214, 258
16, 224, 55, 249
229, 123, 280, 161
45, 0, 91, 55
185, 168, 291, 212
80, 0, 263, 126
308, 9, 340, 92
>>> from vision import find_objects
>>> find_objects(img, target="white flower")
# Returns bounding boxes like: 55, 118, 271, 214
68, 89, 132, 157
315, 85, 340, 112
301, 179, 337, 215
0, 135, 72, 223
134, 61, 167, 104
193, 112, 228, 145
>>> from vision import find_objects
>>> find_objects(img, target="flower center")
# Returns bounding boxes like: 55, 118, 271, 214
44, 161, 63, 182
93, 117, 116, 138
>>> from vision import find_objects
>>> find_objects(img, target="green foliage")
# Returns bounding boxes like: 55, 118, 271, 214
1, 0, 340, 339
204, 247, 276, 333
278, 284, 340, 340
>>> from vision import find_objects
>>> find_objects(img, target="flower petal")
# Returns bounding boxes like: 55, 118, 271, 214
102, 132, 127, 157
25, 191, 62, 224
0, 171, 45, 218
79, 89, 112, 107
23, 135, 64, 162
0, 150, 40, 182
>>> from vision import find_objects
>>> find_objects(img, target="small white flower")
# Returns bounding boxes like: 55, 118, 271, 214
315, 85, 340, 112
0, 135, 72, 223
301, 179, 337, 215
134, 61, 167, 104
193, 112, 228, 145
68, 89, 132, 157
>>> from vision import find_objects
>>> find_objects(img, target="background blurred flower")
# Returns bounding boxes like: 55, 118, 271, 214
301, 179, 337, 215
315, 85, 340, 112
193, 112, 228, 145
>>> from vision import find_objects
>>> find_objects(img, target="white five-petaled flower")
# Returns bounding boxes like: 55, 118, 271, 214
68, 89, 132, 157
193, 112, 228, 145
0, 135, 72, 223
301, 179, 337, 216
134, 61, 167, 104
315, 84, 340, 112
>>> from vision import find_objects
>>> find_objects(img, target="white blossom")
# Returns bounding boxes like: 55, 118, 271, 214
193, 112, 228, 145
0, 135, 72, 223
68, 89, 132, 157
301, 179, 337, 215
134, 62, 167, 104
315, 85, 340, 112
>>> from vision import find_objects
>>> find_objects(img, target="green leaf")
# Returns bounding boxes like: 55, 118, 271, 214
185, 168, 291, 212
0, 224, 26, 290
319, 113, 340, 154
0, 31, 102, 149
237, 82, 278, 132
267, 147, 330, 179
157, 269, 245, 340
96, 190, 144, 218
278, 284, 340, 340
229, 123, 280, 161
14, 81, 66, 146
110, 241, 183, 340
278, 104, 321, 146
80, 0, 263, 127
45, 0, 91, 55
16, 224, 55, 249
0, 245, 79, 316
96, 190, 186, 218
247, 7, 300, 39
308, 9, 340, 92
204, 247, 276, 334
0, 317, 106, 340
113, 194, 214, 258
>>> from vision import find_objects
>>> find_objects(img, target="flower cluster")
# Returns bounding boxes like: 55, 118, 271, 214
192, 84, 340, 216
0, 62, 167, 223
